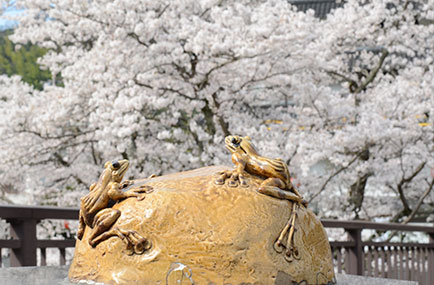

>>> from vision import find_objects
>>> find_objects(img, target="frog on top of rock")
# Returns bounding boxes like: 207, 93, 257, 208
216, 135, 307, 206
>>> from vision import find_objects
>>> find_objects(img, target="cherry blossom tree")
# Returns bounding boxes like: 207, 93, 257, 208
0, 0, 432, 225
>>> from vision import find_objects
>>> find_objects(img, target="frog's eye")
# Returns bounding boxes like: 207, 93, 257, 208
231, 137, 240, 145
112, 161, 120, 169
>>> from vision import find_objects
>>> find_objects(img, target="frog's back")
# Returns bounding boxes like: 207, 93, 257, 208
246, 156, 290, 183
81, 187, 109, 218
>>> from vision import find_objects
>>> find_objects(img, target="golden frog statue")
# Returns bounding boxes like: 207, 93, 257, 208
77, 159, 152, 254
216, 135, 307, 206
69, 163, 336, 284
216, 135, 309, 262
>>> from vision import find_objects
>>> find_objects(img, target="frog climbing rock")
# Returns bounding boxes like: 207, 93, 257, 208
216, 135, 307, 206
77, 159, 153, 253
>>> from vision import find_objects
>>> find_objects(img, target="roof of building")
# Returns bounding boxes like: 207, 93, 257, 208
288, 0, 344, 19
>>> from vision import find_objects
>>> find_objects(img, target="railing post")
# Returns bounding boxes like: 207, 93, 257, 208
59, 248, 66, 265
8, 219, 37, 266
429, 232, 434, 285
347, 228, 363, 275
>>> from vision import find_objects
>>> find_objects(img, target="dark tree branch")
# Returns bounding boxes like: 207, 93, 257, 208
128, 32, 149, 47
326, 70, 358, 90
396, 161, 426, 214
15, 128, 96, 140
353, 49, 389, 94
309, 153, 361, 203
386, 178, 434, 242
209, 90, 229, 136
327, 48, 389, 96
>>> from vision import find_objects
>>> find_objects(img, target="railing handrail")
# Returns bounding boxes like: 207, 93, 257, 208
0, 204, 79, 220
321, 218, 434, 233
0, 205, 432, 233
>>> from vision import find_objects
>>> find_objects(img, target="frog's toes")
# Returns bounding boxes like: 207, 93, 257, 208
138, 184, 154, 194
77, 228, 84, 240
120, 180, 133, 189
215, 171, 230, 185
239, 176, 249, 187
125, 231, 152, 255
228, 179, 239, 188
134, 238, 152, 254
135, 195, 145, 201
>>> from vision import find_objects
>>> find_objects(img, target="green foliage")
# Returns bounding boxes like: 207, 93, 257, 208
0, 29, 51, 90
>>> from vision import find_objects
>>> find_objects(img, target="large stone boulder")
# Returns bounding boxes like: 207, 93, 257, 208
69, 166, 335, 284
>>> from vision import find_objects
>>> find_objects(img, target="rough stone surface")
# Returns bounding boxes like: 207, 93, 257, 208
69, 166, 335, 284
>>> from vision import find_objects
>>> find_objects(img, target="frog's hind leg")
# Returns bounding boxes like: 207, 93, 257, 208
92, 227, 151, 255
88, 208, 121, 247
77, 210, 86, 240
286, 180, 303, 200
89, 208, 151, 254
258, 178, 286, 191
257, 178, 304, 204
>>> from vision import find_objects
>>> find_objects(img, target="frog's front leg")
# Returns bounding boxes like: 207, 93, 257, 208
215, 170, 241, 187
231, 152, 248, 186
215, 153, 248, 187
108, 183, 153, 201
126, 184, 154, 200
215, 170, 248, 187
215, 170, 230, 185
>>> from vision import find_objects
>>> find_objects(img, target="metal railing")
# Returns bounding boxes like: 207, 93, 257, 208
0, 205, 433, 284
0, 205, 77, 267
323, 219, 434, 285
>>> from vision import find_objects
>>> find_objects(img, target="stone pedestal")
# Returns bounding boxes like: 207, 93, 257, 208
0, 266, 419, 285
69, 166, 335, 284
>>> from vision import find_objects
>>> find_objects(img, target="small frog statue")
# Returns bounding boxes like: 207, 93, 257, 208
216, 135, 307, 206
77, 160, 152, 253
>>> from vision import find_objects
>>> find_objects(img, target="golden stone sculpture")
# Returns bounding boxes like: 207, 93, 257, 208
69, 136, 336, 284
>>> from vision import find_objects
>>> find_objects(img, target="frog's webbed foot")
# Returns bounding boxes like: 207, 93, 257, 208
118, 229, 152, 255
92, 227, 151, 255
274, 203, 301, 263
126, 185, 154, 201
215, 170, 248, 188
229, 172, 248, 187
215, 170, 231, 185
285, 246, 301, 262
